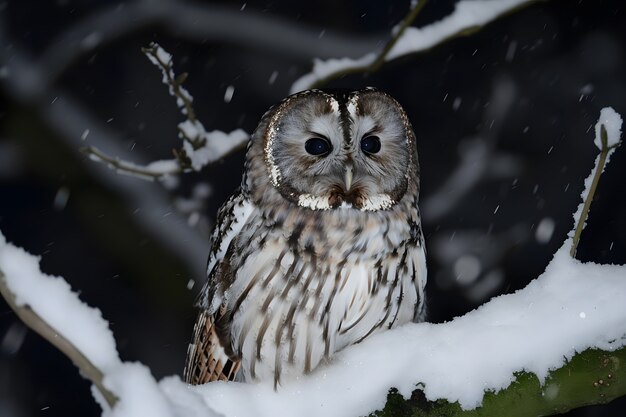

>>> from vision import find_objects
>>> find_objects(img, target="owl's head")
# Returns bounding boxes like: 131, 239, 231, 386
245, 87, 419, 212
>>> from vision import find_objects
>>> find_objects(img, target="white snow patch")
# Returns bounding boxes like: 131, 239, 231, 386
535, 217, 555, 244
291, 53, 376, 94
182, 129, 248, 171
594, 106, 622, 150
101, 363, 179, 417
53, 186, 70, 210
224, 85, 235, 103
145, 159, 180, 174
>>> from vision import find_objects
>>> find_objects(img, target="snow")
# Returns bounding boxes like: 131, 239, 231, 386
290, 53, 376, 94
2, 223, 626, 416
291, 0, 536, 93
594, 106, 622, 150
387, 0, 533, 61
182, 129, 249, 171
0, 231, 120, 371
101, 363, 177, 417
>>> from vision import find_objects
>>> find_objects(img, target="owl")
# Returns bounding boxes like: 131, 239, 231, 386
184, 87, 426, 388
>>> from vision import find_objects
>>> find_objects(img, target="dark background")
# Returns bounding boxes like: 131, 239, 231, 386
1, 0, 625, 416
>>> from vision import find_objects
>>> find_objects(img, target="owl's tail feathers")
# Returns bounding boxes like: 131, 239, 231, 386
184, 309, 240, 384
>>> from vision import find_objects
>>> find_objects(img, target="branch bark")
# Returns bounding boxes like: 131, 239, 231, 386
0, 269, 118, 408
373, 347, 626, 417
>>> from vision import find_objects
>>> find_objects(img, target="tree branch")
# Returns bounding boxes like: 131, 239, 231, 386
0, 269, 118, 408
291, 0, 546, 93
83, 43, 249, 180
369, 0, 429, 73
374, 347, 626, 417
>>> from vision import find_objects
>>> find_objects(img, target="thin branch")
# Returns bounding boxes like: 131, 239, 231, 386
142, 43, 196, 123
570, 125, 621, 257
37, 2, 382, 86
142, 42, 204, 148
81, 146, 184, 181
370, 0, 430, 72
0, 269, 118, 408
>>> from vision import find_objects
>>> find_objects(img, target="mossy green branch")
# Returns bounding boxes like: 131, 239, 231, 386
373, 347, 626, 417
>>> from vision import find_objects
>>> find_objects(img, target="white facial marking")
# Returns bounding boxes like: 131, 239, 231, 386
360, 194, 395, 211
298, 194, 331, 210
265, 111, 283, 187
347, 93, 359, 120
327, 96, 340, 117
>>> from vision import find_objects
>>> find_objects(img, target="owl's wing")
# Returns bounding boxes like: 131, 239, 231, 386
184, 308, 241, 384
200, 190, 255, 312
184, 190, 255, 384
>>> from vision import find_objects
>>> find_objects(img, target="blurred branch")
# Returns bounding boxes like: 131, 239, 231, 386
422, 76, 522, 223
291, 0, 545, 93
0, 269, 118, 408
374, 347, 626, 417
38, 1, 383, 85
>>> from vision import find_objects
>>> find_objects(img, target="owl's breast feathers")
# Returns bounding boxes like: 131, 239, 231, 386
185, 190, 426, 387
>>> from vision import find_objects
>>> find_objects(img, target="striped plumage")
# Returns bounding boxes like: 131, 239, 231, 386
184, 88, 427, 388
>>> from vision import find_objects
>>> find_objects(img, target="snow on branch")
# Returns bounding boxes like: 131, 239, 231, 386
0, 233, 120, 407
290, 0, 544, 93
0, 109, 625, 416
84, 42, 249, 181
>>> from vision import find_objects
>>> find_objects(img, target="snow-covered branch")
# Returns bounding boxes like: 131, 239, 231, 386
0, 236, 120, 408
290, 0, 545, 93
83, 43, 249, 180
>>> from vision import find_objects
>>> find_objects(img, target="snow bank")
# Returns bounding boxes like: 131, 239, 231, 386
2, 229, 625, 416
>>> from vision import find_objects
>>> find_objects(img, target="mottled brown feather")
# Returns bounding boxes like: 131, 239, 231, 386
184, 308, 240, 384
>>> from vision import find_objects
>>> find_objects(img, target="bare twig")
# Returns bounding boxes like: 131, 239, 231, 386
142, 42, 204, 149
0, 269, 118, 408
570, 125, 622, 257
81, 146, 183, 180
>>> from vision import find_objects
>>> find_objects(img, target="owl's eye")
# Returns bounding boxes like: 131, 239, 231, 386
360, 135, 381, 154
305, 137, 332, 156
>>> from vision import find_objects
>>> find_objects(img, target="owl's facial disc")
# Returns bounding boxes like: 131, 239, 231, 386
263, 88, 415, 212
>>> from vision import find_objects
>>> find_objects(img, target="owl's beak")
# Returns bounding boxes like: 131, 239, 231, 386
344, 165, 353, 191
